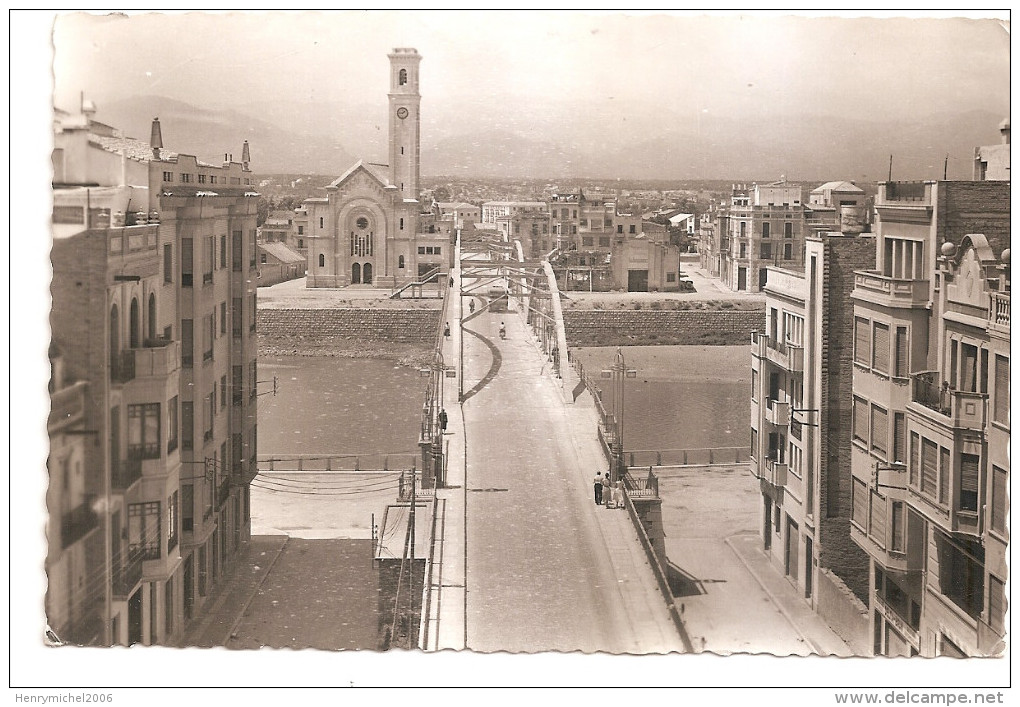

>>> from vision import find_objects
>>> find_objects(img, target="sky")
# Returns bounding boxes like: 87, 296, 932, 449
49, 10, 1010, 123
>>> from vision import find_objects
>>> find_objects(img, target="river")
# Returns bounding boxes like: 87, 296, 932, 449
257, 345, 751, 460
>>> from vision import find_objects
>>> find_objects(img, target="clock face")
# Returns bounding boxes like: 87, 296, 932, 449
396, 107, 409, 120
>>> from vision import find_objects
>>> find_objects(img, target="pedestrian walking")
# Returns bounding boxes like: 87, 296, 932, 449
613, 478, 625, 509
601, 473, 613, 508
444, 322, 451, 338
468, 300, 475, 314
593, 472, 603, 505
439, 408, 448, 433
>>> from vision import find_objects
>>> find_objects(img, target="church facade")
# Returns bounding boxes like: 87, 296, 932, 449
303, 48, 447, 289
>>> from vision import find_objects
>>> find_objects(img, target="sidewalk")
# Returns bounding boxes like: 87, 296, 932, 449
178, 535, 288, 648
726, 533, 853, 656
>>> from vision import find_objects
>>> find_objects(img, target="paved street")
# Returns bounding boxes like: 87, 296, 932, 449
460, 309, 681, 653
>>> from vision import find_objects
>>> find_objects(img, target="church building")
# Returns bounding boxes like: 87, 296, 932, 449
303, 48, 447, 288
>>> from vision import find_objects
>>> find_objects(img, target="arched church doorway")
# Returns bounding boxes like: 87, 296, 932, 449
351, 262, 361, 284
363, 263, 373, 284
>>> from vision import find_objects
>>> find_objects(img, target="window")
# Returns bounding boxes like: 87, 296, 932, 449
180, 318, 193, 367
989, 575, 1006, 634
852, 396, 868, 446
163, 244, 173, 283
939, 446, 950, 506
128, 502, 161, 560
181, 402, 193, 451
398, 255, 405, 269
233, 366, 243, 406
762, 222, 770, 238
298, 225, 304, 235
890, 501, 905, 552
666, 272, 676, 282
784, 222, 793, 238
181, 238, 193, 287
127, 403, 160, 459
417, 246, 426, 255
870, 490, 887, 547
182, 484, 194, 533
617, 225, 623, 234
582, 237, 594, 247
892, 413, 905, 464
854, 317, 870, 366
231, 297, 243, 338
318, 254, 325, 268
760, 242, 772, 260
298, 239, 304, 249
740, 222, 746, 237
993, 355, 1009, 425
167, 396, 178, 454
220, 235, 226, 269
205, 392, 214, 442
198, 174, 207, 184
319, 217, 324, 229
783, 243, 792, 261
872, 323, 890, 374
629, 224, 636, 234
180, 173, 192, 183
937, 532, 984, 619
398, 68, 407, 85
203, 314, 214, 361
991, 466, 1007, 535
168, 490, 179, 552
162, 171, 173, 182
959, 453, 979, 512
260, 253, 267, 265
870, 405, 888, 457
210, 175, 217, 185
232, 231, 243, 272
249, 230, 257, 268
909, 432, 919, 488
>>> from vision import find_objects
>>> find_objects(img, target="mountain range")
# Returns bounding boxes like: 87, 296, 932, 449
95, 94, 1006, 183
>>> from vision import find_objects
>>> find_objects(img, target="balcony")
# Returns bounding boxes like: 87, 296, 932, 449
881, 181, 930, 204
60, 498, 99, 549
750, 331, 767, 358
854, 271, 930, 307
762, 457, 788, 487
988, 291, 1010, 332
111, 340, 179, 385
111, 457, 142, 491
113, 552, 144, 598
765, 336, 804, 373
910, 372, 986, 431
48, 380, 86, 433
764, 398, 790, 427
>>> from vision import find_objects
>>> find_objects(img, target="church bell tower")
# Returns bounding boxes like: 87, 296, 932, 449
388, 48, 422, 201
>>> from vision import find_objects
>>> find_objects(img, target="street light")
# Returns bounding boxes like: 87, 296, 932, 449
601, 348, 636, 482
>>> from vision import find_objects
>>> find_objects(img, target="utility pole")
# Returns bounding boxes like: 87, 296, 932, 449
408, 466, 416, 650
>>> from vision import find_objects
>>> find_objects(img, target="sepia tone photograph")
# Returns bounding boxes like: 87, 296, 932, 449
11, 8, 1011, 699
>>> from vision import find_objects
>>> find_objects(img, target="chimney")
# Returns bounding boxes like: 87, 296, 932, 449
150, 117, 163, 160
1000, 118, 1010, 145
241, 140, 250, 170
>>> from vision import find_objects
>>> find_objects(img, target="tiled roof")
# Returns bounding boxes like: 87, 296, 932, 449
89, 133, 177, 162
259, 242, 305, 264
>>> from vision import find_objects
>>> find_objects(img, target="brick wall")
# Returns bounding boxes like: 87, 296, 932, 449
819, 236, 875, 602
562, 308, 765, 347
258, 308, 442, 345
937, 182, 1011, 257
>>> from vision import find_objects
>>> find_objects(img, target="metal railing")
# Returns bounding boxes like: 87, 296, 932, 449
256, 453, 418, 472
626, 447, 751, 467
911, 371, 949, 416
112, 458, 142, 490
113, 553, 144, 597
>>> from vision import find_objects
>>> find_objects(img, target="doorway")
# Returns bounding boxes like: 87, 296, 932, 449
763, 497, 772, 550
785, 516, 799, 582
351, 262, 361, 284
127, 588, 143, 646
627, 269, 648, 292
183, 554, 194, 621
737, 267, 747, 290
363, 262, 373, 284
805, 535, 813, 599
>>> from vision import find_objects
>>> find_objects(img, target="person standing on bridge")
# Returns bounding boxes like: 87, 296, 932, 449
601, 472, 613, 508
613, 478, 625, 509
468, 300, 475, 314
593, 472, 603, 505
444, 322, 451, 339
439, 408, 448, 433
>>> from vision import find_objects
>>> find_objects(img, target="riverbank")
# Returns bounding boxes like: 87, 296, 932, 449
571, 345, 751, 383
258, 336, 434, 369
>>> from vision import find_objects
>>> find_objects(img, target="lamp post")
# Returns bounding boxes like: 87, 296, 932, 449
601, 348, 636, 482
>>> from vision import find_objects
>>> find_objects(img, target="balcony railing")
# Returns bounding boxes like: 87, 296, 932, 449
910, 372, 987, 430
854, 271, 929, 306
60, 498, 99, 549
882, 181, 929, 203
111, 340, 179, 384
989, 291, 1010, 330
762, 457, 788, 487
764, 398, 790, 426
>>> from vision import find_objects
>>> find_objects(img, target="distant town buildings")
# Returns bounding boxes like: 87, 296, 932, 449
973, 119, 1010, 181
49, 101, 259, 645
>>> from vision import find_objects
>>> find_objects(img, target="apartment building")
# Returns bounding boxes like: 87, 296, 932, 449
750, 220, 877, 651
973, 119, 1010, 181
49, 104, 258, 645
480, 200, 545, 225
848, 180, 1009, 656
719, 182, 806, 292
805, 181, 868, 235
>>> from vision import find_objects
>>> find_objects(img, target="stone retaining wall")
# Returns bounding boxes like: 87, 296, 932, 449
562, 308, 765, 347
258, 308, 442, 344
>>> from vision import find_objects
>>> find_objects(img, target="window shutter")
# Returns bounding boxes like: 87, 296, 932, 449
992, 466, 1007, 533
989, 575, 1005, 633
854, 318, 870, 365
960, 453, 979, 512
891, 502, 904, 552
870, 491, 887, 547
909, 432, 919, 487
994, 355, 1009, 424
893, 413, 906, 463
852, 477, 869, 528
895, 327, 909, 377
921, 438, 938, 498
939, 446, 950, 505
871, 406, 888, 456
853, 398, 869, 444
873, 323, 890, 373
